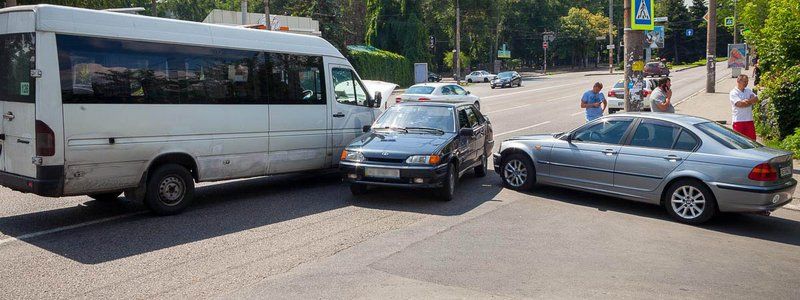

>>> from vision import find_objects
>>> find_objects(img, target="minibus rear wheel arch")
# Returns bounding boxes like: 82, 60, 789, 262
148, 153, 199, 182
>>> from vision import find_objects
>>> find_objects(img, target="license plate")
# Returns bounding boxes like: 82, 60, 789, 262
365, 168, 400, 179
780, 166, 791, 178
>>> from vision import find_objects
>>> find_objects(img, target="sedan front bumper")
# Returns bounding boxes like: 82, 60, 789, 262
712, 179, 797, 213
339, 161, 449, 189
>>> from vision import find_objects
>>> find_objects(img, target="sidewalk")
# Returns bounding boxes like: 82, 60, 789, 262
676, 76, 800, 212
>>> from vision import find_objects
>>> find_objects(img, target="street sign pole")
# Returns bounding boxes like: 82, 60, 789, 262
707, 0, 717, 93
609, 0, 614, 74
625, 0, 651, 113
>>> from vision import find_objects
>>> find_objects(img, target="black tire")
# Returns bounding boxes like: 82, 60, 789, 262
609, 108, 620, 114
474, 154, 488, 177
491, 85, 496, 89
467, 79, 473, 83
437, 164, 457, 201
483, 78, 489, 83
663, 179, 717, 224
350, 183, 368, 195
143, 164, 195, 215
88, 192, 121, 202
501, 154, 536, 190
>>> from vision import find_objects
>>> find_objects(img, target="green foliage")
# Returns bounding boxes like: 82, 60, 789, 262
754, 65, 800, 140
779, 129, 800, 157
365, 0, 430, 64
347, 45, 413, 87
556, 7, 612, 67
443, 51, 471, 71
507, 58, 522, 70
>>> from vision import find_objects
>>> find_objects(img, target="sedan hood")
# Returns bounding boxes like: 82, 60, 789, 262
349, 131, 455, 159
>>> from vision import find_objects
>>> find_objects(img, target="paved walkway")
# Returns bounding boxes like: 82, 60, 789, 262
675, 75, 800, 211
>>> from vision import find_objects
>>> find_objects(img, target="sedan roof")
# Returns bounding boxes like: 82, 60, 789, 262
607, 112, 714, 126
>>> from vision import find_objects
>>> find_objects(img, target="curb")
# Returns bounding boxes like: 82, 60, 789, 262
673, 65, 704, 73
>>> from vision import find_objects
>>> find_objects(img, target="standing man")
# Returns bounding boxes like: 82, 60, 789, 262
730, 74, 758, 140
581, 82, 607, 122
650, 77, 674, 113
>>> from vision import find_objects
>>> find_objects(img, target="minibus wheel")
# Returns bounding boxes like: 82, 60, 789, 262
144, 164, 195, 215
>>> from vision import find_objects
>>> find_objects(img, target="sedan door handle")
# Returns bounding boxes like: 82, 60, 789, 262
602, 149, 617, 156
332, 112, 345, 118
3, 112, 14, 121
664, 155, 683, 162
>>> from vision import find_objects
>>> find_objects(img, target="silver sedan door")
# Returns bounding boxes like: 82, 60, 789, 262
614, 119, 696, 195
548, 118, 634, 190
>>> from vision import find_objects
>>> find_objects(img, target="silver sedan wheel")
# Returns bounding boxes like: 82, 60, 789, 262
503, 159, 528, 188
670, 186, 706, 220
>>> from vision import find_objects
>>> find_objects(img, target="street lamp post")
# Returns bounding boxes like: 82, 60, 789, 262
455, 0, 461, 85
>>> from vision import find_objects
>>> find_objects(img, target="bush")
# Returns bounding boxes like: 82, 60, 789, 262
754, 65, 800, 140
347, 45, 413, 87
779, 129, 800, 157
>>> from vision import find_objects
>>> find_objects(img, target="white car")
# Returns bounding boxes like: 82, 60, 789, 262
606, 78, 658, 113
396, 83, 482, 110
464, 70, 497, 83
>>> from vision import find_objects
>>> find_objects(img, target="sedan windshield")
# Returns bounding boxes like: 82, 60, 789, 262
613, 81, 624, 89
406, 86, 435, 95
498, 72, 514, 78
374, 105, 455, 133
695, 122, 761, 149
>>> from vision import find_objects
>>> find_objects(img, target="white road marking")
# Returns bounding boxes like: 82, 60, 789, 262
495, 121, 552, 137
571, 111, 584, 116
0, 211, 145, 246
486, 104, 532, 114
482, 82, 585, 100
546, 95, 578, 102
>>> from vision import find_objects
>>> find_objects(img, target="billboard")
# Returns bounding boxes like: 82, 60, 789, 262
645, 26, 665, 49
727, 44, 747, 68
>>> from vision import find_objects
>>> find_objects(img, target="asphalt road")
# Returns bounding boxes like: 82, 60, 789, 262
2, 63, 799, 299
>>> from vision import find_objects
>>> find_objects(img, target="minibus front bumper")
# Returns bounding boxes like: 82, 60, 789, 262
0, 167, 63, 197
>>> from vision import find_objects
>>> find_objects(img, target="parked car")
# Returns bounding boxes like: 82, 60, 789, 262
494, 113, 796, 224
340, 102, 494, 200
396, 83, 482, 110
465, 70, 497, 83
607, 79, 657, 114
491, 71, 522, 89
644, 61, 670, 77
428, 72, 442, 82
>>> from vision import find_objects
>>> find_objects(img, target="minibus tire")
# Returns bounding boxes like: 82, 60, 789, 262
144, 164, 195, 215
89, 192, 122, 202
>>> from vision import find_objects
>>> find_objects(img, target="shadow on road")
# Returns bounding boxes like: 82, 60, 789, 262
526, 185, 800, 247
0, 172, 501, 264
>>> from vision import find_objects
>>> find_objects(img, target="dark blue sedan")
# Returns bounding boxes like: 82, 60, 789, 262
339, 102, 494, 200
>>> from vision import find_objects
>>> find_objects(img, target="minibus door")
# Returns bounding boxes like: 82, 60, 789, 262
0, 32, 38, 178
329, 66, 377, 165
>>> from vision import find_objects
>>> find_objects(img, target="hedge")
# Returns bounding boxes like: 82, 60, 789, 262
347, 45, 413, 87
754, 65, 800, 140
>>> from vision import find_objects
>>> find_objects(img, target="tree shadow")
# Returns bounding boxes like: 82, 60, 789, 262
0, 172, 501, 264
525, 185, 800, 247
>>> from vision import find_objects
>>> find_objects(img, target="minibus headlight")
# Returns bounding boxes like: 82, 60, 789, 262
342, 150, 365, 162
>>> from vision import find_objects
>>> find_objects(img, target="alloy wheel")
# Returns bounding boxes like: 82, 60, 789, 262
670, 186, 706, 220
503, 159, 528, 188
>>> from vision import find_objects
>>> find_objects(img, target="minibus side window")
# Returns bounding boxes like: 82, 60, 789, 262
332, 68, 369, 107
267, 53, 325, 105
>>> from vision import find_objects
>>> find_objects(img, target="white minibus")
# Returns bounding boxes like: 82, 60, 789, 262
0, 5, 382, 214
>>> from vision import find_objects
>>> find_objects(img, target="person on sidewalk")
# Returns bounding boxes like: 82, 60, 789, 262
730, 74, 759, 140
650, 77, 675, 113
581, 82, 606, 122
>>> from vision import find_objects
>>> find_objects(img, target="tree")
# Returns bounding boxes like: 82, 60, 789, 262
656, 0, 693, 63
365, 0, 430, 64
558, 7, 611, 68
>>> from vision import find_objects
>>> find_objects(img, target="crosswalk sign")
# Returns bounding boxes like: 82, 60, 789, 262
631, 0, 654, 31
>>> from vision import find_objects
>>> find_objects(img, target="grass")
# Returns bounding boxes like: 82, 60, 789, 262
668, 57, 728, 71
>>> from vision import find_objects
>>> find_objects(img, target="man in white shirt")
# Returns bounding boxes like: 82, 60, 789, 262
730, 74, 758, 140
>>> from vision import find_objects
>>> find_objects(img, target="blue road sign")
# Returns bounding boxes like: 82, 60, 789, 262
686, 29, 694, 37
632, 0, 654, 31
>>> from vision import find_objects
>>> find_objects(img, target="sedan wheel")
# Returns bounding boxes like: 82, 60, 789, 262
664, 180, 717, 224
501, 154, 535, 190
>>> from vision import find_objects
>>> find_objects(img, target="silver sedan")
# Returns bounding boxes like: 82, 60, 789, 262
493, 113, 796, 224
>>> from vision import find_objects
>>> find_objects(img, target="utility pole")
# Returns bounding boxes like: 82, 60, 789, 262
706, 0, 717, 93
609, 0, 614, 74
623, 0, 646, 112
732, 0, 738, 44
264, 0, 271, 30
455, 0, 461, 85
241, 0, 248, 25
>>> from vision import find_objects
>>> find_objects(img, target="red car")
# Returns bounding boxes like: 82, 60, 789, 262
644, 62, 670, 77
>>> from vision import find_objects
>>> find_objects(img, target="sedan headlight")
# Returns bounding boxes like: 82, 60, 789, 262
405, 155, 441, 165
341, 150, 365, 162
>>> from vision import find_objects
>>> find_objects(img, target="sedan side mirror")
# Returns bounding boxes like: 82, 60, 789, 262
459, 127, 475, 136
362, 125, 372, 133
374, 92, 383, 108
466, 91, 471, 95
